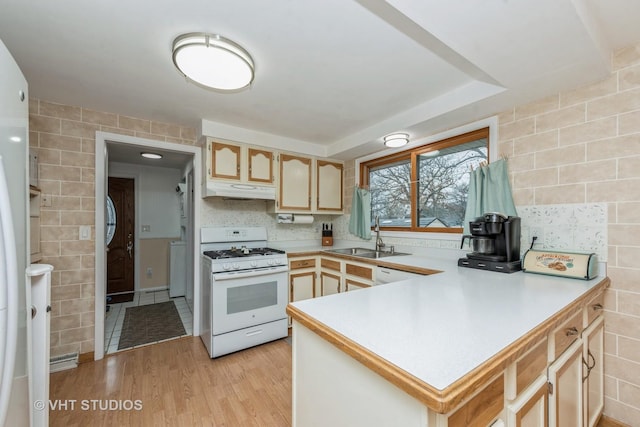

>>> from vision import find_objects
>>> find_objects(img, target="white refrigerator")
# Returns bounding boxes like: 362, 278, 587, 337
0, 39, 30, 426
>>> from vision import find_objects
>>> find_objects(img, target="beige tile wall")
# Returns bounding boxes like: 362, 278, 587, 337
498, 41, 640, 424
29, 100, 196, 358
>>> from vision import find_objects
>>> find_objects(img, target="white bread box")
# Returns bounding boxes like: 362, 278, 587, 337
522, 250, 598, 280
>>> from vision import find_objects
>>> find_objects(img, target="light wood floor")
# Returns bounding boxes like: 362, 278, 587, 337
50, 337, 292, 426
50, 335, 626, 427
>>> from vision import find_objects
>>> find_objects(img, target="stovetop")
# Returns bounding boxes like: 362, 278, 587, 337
203, 247, 285, 260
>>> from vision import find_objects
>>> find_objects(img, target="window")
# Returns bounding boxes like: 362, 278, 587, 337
360, 128, 489, 233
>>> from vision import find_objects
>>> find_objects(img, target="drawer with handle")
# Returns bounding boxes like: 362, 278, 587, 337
552, 310, 582, 360
585, 291, 604, 326
290, 258, 316, 270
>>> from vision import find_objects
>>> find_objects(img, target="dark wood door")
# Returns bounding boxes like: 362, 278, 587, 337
107, 177, 135, 298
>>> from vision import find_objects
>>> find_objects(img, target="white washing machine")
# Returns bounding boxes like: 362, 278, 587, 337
169, 241, 186, 297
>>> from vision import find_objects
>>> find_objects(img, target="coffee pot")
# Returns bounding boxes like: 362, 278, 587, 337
460, 212, 508, 256
458, 212, 521, 273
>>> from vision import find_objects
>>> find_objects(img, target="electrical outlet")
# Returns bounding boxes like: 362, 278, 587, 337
529, 227, 544, 247
146, 268, 152, 278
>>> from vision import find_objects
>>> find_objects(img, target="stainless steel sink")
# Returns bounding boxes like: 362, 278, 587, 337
326, 247, 409, 259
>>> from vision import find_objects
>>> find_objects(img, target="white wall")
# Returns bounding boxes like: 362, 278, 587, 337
109, 162, 182, 239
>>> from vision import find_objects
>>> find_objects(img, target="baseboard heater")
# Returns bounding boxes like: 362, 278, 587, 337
49, 352, 78, 372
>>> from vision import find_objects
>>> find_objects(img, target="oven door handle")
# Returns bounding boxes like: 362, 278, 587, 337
213, 266, 289, 280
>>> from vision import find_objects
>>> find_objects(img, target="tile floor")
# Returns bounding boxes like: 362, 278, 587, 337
104, 289, 193, 354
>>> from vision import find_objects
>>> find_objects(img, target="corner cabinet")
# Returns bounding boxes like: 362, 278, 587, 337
205, 138, 274, 185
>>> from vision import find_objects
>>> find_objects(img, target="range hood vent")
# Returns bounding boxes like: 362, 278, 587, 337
205, 181, 276, 200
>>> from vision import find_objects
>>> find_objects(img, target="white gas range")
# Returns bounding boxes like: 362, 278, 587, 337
199, 226, 289, 358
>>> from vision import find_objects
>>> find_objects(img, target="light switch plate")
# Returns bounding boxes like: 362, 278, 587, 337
79, 225, 91, 240
142, 225, 151, 232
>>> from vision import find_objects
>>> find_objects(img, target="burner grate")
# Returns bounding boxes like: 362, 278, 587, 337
203, 247, 285, 260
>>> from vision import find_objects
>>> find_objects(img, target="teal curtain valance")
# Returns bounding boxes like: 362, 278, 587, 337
349, 187, 372, 240
463, 158, 518, 234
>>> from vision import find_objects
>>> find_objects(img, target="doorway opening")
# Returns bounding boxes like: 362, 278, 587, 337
95, 132, 201, 360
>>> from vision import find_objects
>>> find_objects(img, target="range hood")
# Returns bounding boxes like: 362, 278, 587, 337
204, 181, 276, 200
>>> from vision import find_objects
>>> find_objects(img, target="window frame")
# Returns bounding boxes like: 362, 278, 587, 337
359, 127, 491, 234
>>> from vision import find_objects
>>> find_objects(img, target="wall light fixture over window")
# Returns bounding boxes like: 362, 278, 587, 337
172, 32, 255, 91
141, 152, 163, 160
383, 133, 409, 148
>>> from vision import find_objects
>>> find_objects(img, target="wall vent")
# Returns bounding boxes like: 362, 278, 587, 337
49, 352, 78, 372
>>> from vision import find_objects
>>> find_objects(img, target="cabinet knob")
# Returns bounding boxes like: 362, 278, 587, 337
565, 326, 579, 337
592, 303, 603, 311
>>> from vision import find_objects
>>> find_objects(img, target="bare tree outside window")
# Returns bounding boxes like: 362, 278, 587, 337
363, 129, 489, 232
416, 141, 486, 227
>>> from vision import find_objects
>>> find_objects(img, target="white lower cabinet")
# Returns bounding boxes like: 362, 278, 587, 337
345, 278, 370, 292
548, 339, 584, 427
320, 271, 340, 296
288, 258, 317, 302
583, 316, 604, 427
506, 376, 548, 427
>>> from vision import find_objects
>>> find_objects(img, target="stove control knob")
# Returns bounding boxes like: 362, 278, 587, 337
250, 260, 258, 268
267, 259, 274, 266
232, 263, 240, 270
274, 258, 283, 265
223, 263, 231, 270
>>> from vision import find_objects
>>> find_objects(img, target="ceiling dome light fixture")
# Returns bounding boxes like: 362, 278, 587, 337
383, 133, 409, 148
172, 32, 255, 91
141, 152, 163, 160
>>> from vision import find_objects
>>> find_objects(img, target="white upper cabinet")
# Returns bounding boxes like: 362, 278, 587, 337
279, 154, 312, 211
275, 154, 343, 213
211, 141, 241, 180
248, 148, 274, 184
206, 138, 274, 185
203, 137, 343, 211
316, 160, 343, 212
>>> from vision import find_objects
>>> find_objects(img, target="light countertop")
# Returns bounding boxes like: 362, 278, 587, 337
288, 253, 606, 392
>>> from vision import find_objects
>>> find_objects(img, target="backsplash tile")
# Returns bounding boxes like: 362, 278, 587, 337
518, 203, 607, 260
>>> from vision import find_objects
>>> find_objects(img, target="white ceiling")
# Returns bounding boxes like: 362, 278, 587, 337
1, 0, 639, 161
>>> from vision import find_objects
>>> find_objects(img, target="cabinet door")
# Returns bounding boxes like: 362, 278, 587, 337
320, 271, 340, 296
316, 160, 343, 211
548, 340, 583, 427
506, 376, 548, 427
248, 148, 273, 184
211, 142, 241, 180
279, 154, 311, 210
583, 316, 604, 427
345, 279, 370, 292
290, 271, 315, 302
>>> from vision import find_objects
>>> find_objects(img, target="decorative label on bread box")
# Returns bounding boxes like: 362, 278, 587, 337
522, 250, 598, 280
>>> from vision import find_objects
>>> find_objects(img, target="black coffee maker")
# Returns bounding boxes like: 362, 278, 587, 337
458, 212, 522, 273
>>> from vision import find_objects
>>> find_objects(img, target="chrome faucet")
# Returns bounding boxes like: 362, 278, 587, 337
374, 215, 385, 252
